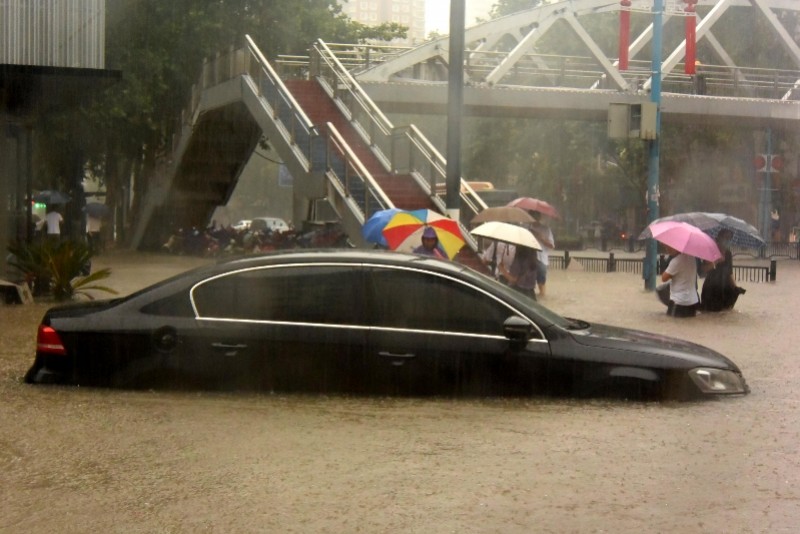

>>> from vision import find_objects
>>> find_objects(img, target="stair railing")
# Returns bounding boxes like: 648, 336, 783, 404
311, 39, 396, 172
324, 122, 395, 223
245, 36, 395, 226
244, 35, 317, 169
309, 40, 487, 227
399, 124, 487, 219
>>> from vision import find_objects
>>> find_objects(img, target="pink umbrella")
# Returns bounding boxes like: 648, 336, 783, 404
506, 197, 560, 219
647, 221, 722, 262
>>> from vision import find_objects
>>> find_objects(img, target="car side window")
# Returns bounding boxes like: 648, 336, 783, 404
368, 267, 516, 336
192, 265, 364, 324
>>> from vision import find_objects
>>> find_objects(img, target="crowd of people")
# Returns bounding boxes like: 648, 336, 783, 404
410, 204, 747, 317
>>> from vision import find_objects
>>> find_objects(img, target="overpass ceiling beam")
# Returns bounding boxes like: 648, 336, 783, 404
590, 17, 666, 89
483, 17, 557, 86
644, 0, 733, 90
562, 13, 630, 91
356, 0, 800, 84
751, 0, 800, 68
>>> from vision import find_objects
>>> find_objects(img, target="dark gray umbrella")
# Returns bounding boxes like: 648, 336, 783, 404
33, 190, 71, 205
638, 212, 765, 249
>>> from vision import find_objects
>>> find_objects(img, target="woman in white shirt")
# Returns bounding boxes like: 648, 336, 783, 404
661, 247, 699, 318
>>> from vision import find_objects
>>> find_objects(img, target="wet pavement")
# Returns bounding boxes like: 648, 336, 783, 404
1, 249, 798, 533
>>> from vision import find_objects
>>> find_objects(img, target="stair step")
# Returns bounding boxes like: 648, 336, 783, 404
283, 79, 488, 274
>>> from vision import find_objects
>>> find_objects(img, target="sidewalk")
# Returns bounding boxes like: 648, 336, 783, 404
92, 249, 214, 296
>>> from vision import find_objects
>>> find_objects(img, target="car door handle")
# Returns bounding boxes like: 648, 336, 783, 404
379, 351, 416, 359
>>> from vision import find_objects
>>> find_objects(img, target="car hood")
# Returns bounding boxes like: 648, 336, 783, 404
567, 322, 740, 371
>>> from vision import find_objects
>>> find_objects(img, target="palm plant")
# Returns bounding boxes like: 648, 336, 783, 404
7, 239, 118, 301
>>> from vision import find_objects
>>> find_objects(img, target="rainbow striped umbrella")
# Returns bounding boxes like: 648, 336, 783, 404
380, 209, 466, 259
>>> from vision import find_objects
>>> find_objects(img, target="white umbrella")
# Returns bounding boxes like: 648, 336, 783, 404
471, 221, 542, 250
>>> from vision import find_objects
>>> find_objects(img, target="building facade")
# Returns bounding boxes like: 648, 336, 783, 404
1, 0, 112, 272
339, 0, 427, 44
1, 0, 106, 68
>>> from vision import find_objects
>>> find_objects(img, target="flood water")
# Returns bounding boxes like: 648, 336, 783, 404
1, 251, 798, 533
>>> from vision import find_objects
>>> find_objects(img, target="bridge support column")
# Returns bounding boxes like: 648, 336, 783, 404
445, 0, 465, 221
645, 0, 664, 291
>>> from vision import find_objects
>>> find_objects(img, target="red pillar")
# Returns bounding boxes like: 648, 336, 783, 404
684, 1, 697, 74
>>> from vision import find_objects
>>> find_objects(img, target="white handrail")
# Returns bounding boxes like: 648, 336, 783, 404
326, 122, 395, 212
245, 34, 315, 130
316, 39, 395, 133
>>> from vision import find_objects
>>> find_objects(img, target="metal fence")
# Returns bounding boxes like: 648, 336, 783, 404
549, 251, 777, 282
579, 239, 800, 261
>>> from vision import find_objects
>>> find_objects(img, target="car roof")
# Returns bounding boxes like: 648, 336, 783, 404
213, 248, 468, 275
119, 249, 477, 306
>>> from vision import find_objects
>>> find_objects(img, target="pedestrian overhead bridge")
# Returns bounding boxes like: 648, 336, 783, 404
131, 0, 800, 264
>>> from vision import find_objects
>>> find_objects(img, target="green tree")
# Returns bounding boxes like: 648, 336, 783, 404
35, 0, 406, 243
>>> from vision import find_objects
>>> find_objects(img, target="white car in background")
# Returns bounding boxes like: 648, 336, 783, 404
250, 217, 290, 234
232, 220, 251, 231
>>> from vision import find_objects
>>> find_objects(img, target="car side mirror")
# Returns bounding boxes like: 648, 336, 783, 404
503, 316, 532, 348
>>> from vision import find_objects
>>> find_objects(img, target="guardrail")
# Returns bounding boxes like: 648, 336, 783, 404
291, 43, 800, 101
574, 238, 800, 261
308, 39, 482, 251
244, 35, 317, 170
244, 36, 396, 224
548, 251, 777, 282
398, 124, 487, 217
311, 39, 396, 172
323, 122, 394, 222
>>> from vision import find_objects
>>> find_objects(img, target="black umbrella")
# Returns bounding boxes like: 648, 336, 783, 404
84, 202, 110, 218
638, 212, 764, 249
33, 190, 71, 205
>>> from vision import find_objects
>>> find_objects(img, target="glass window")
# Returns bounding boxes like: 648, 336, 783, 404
368, 267, 516, 336
193, 265, 364, 325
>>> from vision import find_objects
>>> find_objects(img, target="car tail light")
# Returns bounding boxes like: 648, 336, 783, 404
37, 325, 67, 355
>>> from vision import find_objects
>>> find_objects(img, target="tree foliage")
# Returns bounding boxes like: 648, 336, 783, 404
35, 0, 406, 242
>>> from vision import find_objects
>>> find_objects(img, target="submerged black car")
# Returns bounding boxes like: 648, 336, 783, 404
25, 250, 749, 400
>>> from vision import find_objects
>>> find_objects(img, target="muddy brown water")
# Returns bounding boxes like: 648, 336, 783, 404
1, 251, 798, 533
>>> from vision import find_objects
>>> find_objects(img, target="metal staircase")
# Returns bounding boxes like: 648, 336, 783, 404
131, 36, 487, 270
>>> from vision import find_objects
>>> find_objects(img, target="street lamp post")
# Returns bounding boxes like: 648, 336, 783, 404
445, 0, 466, 221
644, 0, 664, 290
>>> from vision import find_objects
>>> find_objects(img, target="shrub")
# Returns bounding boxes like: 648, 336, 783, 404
7, 239, 118, 301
